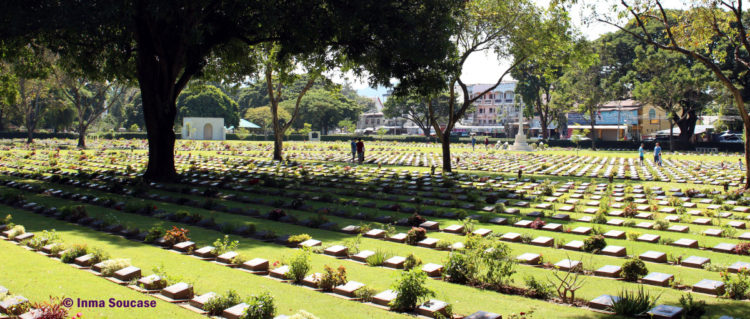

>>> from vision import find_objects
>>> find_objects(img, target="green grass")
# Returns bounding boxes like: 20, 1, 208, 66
1, 140, 749, 319
0, 239, 203, 319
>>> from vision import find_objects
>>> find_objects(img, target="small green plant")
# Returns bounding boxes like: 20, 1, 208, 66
25, 230, 61, 250
99, 259, 132, 276
6, 225, 25, 240
342, 234, 362, 255
626, 231, 641, 241
286, 251, 311, 283
0, 214, 12, 227
443, 252, 473, 285
592, 212, 607, 224
231, 254, 248, 265
610, 286, 660, 316
144, 226, 165, 243
524, 276, 554, 300
621, 258, 649, 282
366, 250, 390, 267
288, 234, 312, 245
318, 265, 347, 291
89, 247, 110, 264
211, 235, 239, 255
721, 270, 750, 300
354, 287, 377, 303
152, 263, 185, 286
204, 290, 243, 316
582, 235, 606, 253
654, 219, 669, 230
436, 239, 452, 250
389, 269, 435, 312
679, 293, 706, 319
60, 244, 88, 263
243, 291, 276, 319
403, 253, 422, 271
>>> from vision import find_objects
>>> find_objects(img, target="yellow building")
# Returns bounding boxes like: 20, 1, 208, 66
566, 100, 672, 141
637, 103, 671, 138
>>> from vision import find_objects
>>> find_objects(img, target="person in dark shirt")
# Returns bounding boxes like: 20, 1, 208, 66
356, 139, 365, 164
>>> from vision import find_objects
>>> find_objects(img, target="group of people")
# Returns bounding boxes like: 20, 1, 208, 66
350, 139, 365, 163
471, 135, 490, 151
638, 143, 663, 166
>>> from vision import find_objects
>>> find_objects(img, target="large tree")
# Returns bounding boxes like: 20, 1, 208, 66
383, 91, 451, 137
9, 46, 57, 143
410, 0, 568, 172
628, 46, 713, 147
2, 0, 462, 181
284, 89, 362, 134
176, 84, 240, 128
601, 0, 750, 187
59, 75, 129, 148
510, 9, 581, 141
550, 42, 605, 149
259, 44, 323, 161
244, 106, 291, 135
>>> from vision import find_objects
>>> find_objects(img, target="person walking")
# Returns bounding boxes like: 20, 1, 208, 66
739, 158, 743, 170
350, 139, 357, 162
654, 142, 662, 167
484, 136, 489, 150
356, 139, 365, 164
638, 143, 644, 165
471, 135, 476, 151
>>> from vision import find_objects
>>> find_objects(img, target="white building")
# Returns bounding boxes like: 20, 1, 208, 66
182, 117, 226, 140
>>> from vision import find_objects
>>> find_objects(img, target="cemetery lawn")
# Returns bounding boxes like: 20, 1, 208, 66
0, 239, 203, 319
2, 139, 749, 318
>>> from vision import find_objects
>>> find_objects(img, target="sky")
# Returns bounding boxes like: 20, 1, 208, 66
351, 0, 683, 99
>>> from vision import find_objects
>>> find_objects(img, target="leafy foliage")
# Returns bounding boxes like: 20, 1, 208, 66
389, 269, 435, 312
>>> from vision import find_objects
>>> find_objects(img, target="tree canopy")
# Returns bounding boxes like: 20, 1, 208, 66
1, 0, 463, 180
177, 85, 240, 128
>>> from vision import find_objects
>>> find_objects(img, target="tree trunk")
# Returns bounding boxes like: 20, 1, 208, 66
589, 117, 596, 151
77, 122, 86, 148
745, 123, 750, 189
441, 132, 452, 173
137, 57, 179, 182
675, 111, 697, 144
540, 113, 549, 140
668, 119, 674, 152
26, 128, 33, 144
273, 130, 283, 161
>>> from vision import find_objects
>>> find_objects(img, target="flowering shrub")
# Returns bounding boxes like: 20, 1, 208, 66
623, 202, 638, 218
405, 227, 427, 245
31, 296, 69, 319
529, 218, 546, 230
319, 265, 347, 291
163, 226, 190, 246
734, 242, 750, 256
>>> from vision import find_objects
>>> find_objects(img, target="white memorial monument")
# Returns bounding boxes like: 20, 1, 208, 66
510, 105, 533, 151
309, 131, 321, 141
182, 117, 226, 140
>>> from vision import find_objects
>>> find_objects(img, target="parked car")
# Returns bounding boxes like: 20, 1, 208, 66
718, 133, 743, 143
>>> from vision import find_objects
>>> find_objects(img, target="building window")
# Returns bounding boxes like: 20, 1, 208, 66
479, 109, 484, 114
649, 109, 658, 124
